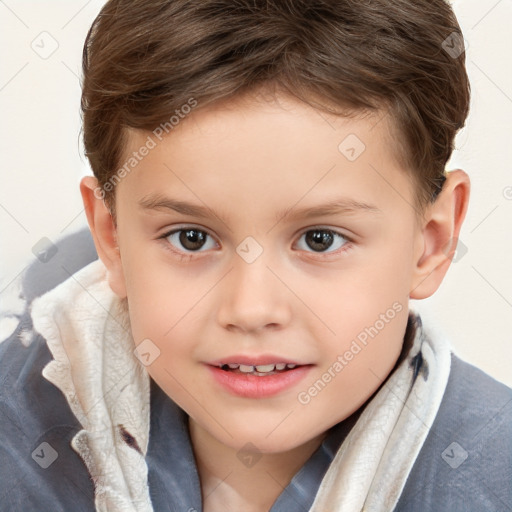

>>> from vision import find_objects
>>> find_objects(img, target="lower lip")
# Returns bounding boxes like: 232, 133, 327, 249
206, 364, 312, 398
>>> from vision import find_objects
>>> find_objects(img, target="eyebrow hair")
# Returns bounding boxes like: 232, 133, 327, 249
138, 193, 381, 223
139, 194, 222, 220
276, 198, 382, 221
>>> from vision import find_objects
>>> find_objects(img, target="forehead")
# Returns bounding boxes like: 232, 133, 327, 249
118, 92, 415, 221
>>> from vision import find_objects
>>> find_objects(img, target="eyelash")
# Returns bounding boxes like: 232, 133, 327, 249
157, 225, 354, 260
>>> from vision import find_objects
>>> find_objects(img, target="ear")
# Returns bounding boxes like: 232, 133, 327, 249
80, 176, 127, 298
409, 169, 470, 299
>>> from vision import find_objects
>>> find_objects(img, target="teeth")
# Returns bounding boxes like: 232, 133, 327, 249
219, 362, 298, 373
255, 364, 275, 372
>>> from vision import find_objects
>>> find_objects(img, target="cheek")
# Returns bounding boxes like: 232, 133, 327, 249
296, 255, 410, 342
291, 251, 411, 417
120, 255, 200, 339
300, 305, 408, 427
122, 264, 208, 370
348, 232, 415, 311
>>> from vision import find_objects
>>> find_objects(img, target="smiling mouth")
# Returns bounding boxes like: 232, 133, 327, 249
216, 362, 299, 376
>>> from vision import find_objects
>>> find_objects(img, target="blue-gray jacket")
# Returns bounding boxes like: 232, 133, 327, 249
1, 230, 511, 511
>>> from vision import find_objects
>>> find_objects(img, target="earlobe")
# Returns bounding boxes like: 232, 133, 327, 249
80, 176, 127, 298
409, 169, 470, 299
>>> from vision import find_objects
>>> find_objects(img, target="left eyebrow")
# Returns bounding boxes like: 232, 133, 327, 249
275, 197, 382, 222
138, 193, 382, 224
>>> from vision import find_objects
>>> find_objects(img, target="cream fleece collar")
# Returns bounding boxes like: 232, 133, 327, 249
30, 258, 452, 512
31, 259, 153, 512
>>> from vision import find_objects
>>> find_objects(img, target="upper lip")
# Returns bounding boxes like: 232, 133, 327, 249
207, 354, 305, 366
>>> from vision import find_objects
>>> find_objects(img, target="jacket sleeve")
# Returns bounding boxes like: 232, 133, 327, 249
395, 354, 512, 511
0, 228, 98, 512
0, 325, 96, 511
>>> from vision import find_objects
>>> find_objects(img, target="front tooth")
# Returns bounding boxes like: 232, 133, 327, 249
255, 364, 276, 372
239, 364, 255, 373
286, 363, 297, 369
227, 363, 239, 369
275, 363, 286, 370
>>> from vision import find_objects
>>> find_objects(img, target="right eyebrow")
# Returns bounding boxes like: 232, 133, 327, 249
138, 193, 219, 219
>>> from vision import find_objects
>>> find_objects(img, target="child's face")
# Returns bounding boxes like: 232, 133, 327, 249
112, 92, 423, 453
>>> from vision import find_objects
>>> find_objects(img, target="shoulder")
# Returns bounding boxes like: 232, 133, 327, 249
0, 227, 97, 349
0, 228, 97, 511
396, 353, 512, 511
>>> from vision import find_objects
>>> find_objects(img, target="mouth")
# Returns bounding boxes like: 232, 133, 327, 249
206, 357, 312, 398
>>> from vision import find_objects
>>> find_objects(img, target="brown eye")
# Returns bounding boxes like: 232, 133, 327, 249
165, 228, 216, 252
180, 229, 207, 250
296, 229, 349, 253
305, 230, 334, 251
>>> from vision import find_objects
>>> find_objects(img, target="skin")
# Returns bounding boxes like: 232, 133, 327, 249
81, 90, 470, 512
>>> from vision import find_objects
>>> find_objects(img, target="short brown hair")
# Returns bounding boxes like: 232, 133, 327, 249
81, 0, 470, 220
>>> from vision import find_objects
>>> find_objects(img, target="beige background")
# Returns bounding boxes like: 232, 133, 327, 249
1, 0, 511, 386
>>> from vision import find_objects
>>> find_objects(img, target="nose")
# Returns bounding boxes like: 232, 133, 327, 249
216, 254, 292, 334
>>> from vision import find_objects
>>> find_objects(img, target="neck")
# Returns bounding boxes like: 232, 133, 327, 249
188, 419, 327, 512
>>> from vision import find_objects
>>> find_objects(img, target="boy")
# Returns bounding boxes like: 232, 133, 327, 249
1, 0, 511, 511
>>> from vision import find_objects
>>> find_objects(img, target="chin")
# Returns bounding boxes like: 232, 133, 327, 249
221, 425, 317, 455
